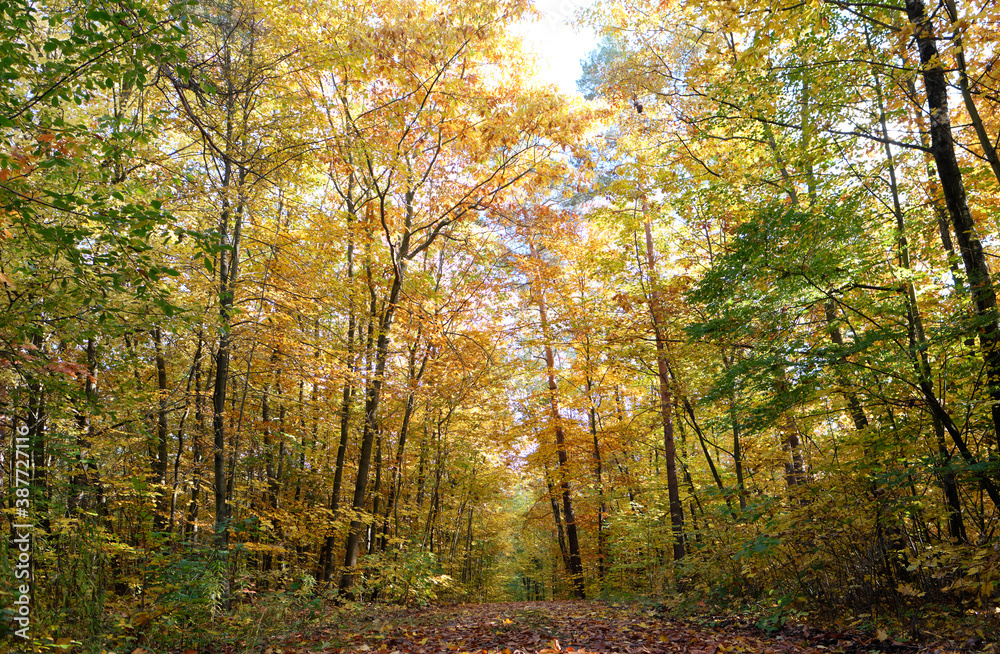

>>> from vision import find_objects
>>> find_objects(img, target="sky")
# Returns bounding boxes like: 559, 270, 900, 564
513, 0, 599, 96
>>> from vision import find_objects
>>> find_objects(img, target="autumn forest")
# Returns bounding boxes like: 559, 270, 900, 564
1, 0, 999, 649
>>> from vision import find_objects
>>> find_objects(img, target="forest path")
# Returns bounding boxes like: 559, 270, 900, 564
281, 599, 919, 654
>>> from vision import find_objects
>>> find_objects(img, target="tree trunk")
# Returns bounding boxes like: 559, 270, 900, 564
212, 160, 246, 555
529, 238, 586, 598
153, 327, 170, 532
367, 429, 383, 555
188, 335, 209, 538
169, 341, 199, 534
642, 206, 685, 560
70, 338, 104, 519
544, 463, 570, 574
586, 376, 607, 582
321, 164, 361, 583
873, 55, 972, 538
339, 192, 413, 594
381, 249, 443, 550
823, 302, 871, 433
943, 0, 1000, 185
906, 0, 1000, 459
721, 352, 747, 511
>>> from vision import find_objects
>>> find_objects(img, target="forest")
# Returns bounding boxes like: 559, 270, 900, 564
1, 0, 998, 650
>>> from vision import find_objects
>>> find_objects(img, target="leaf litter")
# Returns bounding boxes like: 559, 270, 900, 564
261, 600, 981, 654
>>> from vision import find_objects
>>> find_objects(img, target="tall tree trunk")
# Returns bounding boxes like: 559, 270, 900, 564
339, 306, 389, 591
906, 0, 1000, 461
188, 334, 208, 539
942, 0, 1000, 185
261, 355, 275, 576
544, 462, 570, 574
70, 338, 104, 518
873, 55, 971, 539
529, 238, 586, 598
294, 379, 307, 504
415, 419, 430, 510
779, 412, 807, 492
902, 72, 974, 349
153, 327, 170, 532
340, 190, 414, 595
323, 211, 360, 582
674, 418, 704, 541
641, 204, 685, 561
673, 378, 736, 519
169, 341, 199, 534
212, 160, 246, 555
721, 352, 747, 511
823, 302, 871, 433
422, 418, 447, 552
380, 333, 429, 550
263, 350, 281, 511
381, 248, 443, 550
367, 429, 382, 555
586, 376, 607, 582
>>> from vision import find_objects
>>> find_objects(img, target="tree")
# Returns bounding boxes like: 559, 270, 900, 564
524, 219, 587, 597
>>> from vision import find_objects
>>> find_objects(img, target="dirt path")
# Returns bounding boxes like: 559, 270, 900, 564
285, 600, 905, 654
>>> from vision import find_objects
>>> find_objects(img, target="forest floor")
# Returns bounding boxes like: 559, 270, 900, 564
250, 600, 987, 654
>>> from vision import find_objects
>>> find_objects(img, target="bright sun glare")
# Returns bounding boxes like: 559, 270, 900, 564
514, 0, 599, 95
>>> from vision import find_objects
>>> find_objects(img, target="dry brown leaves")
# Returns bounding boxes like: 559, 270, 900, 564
270, 600, 957, 654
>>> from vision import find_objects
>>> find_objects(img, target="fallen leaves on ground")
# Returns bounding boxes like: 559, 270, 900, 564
266, 600, 974, 654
